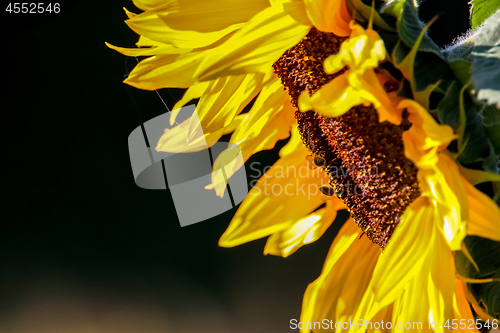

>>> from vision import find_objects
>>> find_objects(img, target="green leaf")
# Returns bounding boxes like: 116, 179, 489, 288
437, 81, 498, 172
470, 0, 500, 29
471, 10, 500, 107
468, 237, 500, 279
397, 0, 443, 59
456, 236, 500, 280
455, 250, 479, 280
479, 104, 500, 154
480, 104, 500, 127
476, 269, 500, 319
458, 236, 500, 319
393, 42, 451, 91
390, 0, 452, 102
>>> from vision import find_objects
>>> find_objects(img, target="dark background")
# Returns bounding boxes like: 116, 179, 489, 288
1, 1, 469, 332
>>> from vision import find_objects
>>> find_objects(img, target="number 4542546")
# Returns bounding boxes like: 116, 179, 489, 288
6, 3, 60, 13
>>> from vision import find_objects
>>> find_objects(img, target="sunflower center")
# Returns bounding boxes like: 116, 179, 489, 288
273, 28, 420, 249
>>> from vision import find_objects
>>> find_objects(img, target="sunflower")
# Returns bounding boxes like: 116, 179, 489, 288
108, 0, 500, 331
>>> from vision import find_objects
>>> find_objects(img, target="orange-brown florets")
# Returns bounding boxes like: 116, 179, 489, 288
272, 27, 348, 108
273, 28, 420, 249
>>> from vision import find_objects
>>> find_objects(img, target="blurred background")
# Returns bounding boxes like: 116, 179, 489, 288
1, 0, 472, 332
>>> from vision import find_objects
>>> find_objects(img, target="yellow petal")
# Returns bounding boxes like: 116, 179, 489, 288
351, 70, 402, 124
123, 7, 137, 19
219, 148, 329, 247
126, 0, 269, 48
300, 70, 401, 124
370, 196, 436, 309
390, 221, 454, 333
105, 41, 191, 57
416, 155, 467, 250
124, 1, 307, 88
392, 277, 431, 332
303, 0, 352, 36
297, 89, 313, 112
196, 1, 311, 81
279, 124, 304, 158
124, 52, 205, 90
401, 99, 456, 152
426, 231, 455, 333
301, 220, 381, 333
464, 176, 500, 241
264, 198, 345, 257
210, 77, 295, 196
157, 73, 267, 153
132, 0, 173, 11
298, 73, 364, 117
190, 72, 269, 142
401, 99, 456, 169
171, 81, 210, 125
155, 116, 213, 153
435, 155, 468, 249
367, 304, 393, 333
136, 35, 167, 47
452, 280, 479, 333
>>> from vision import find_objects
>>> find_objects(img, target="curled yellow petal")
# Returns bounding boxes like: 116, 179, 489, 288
323, 24, 385, 75
299, 23, 402, 124
400, 99, 456, 169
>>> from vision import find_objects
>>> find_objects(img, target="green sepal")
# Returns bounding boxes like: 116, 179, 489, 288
437, 81, 498, 172
448, 59, 473, 88
456, 236, 500, 319
393, 40, 452, 98
475, 269, 500, 320
470, 0, 500, 29
396, 0, 443, 59
456, 236, 500, 280
390, 0, 452, 105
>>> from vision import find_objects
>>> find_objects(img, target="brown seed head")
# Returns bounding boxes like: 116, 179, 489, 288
273, 27, 420, 249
